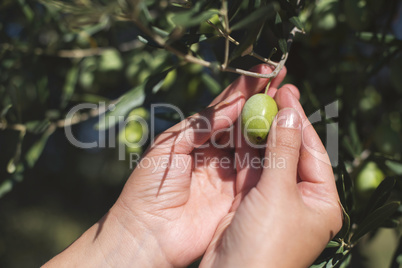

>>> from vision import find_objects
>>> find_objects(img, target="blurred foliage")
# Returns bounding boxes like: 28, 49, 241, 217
1, 0, 402, 267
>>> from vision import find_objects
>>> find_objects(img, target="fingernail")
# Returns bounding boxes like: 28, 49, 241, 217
276, 108, 301, 129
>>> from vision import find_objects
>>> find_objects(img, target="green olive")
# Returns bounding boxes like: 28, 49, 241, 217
241, 93, 278, 145
356, 161, 385, 200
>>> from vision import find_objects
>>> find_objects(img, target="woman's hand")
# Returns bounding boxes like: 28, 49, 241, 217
200, 87, 343, 268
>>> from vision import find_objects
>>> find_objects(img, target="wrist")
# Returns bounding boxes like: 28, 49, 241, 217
43, 204, 172, 268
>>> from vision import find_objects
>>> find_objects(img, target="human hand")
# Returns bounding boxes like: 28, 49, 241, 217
104, 64, 289, 267
200, 87, 343, 268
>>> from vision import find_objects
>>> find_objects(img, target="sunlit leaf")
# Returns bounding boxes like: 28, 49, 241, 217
25, 131, 53, 168
326, 240, 341, 248
310, 262, 326, 268
96, 68, 174, 130
96, 85, 146, 131
172, 7, 219, 28
230, 4, 275, 31
138, 35, 163, 48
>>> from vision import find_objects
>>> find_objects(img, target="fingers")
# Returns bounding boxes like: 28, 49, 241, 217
274, 88, 333, 185
258, 108, 302, 192
209, 64, 287, 106
233, 121, 262, 208
150, 92, 245, 155
266, 83, 300, 100
281, 84, 300, 100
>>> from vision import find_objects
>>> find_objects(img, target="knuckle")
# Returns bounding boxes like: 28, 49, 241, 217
268, 129, 301, 157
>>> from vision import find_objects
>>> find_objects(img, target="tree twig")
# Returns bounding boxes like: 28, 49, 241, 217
206, 20, 239, 45
221, 0, 230, 69
223, 26, 301, 78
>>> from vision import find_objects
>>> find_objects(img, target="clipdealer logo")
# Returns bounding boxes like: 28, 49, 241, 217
63, 100, 339, 167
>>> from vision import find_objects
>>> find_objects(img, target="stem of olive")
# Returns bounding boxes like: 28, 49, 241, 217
264, 79, 272, 94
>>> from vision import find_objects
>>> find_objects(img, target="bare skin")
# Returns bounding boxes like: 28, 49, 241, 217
44, 64, 342, 268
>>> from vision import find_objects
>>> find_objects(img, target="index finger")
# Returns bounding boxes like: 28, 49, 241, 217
209, 64, 287, 106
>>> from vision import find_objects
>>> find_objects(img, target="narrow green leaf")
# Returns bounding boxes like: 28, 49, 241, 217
96, 85, 145, 130
81, 18, 110, 36
7, 158, 16, 174
338, 254, 352, 268
358, 32, 401, 45
1, 104, 12, 118
172, 9, 219, 28
138, 35, 163, 48
152, 26, 170, 38
385, 160, 402, 175
349, 121, 362, 155
362, 177, 396, 218
96, 68, 173, 130
229, 23, 264, 62
289, 16, 304, 31
278, 38, 288, 54
336, 160, 354, 214
326, 241, 341, 248
25, 132, 53, 168
61, 65, 79, 108
230, 4, 275, 31
25, 120, 51, 134
275, 12, 282, 25
351, 201, 400, 243
336, 204, 350, 240
0, 180, 13, 198
325, 246, 351, 267
310, 262, 327, 268
17, 0, 34, 22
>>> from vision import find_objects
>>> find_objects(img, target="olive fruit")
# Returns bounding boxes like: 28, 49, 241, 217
241, 93, 278, 145
356, 161, 385, 200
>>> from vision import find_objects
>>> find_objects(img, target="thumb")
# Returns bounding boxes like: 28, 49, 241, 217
258, 107, 302, 192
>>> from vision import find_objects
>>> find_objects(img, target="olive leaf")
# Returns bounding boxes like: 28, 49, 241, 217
351, 201, 400, 243
230, 4, 275, 31
361, 177, 396, 218
229, 22, 264, 62
289, 16, 304, 31
326, 241, 341, 248
385, 160, 402, 175
96, 68, 174, 130
336, 160, 354, 214
171, 2, 220, 28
